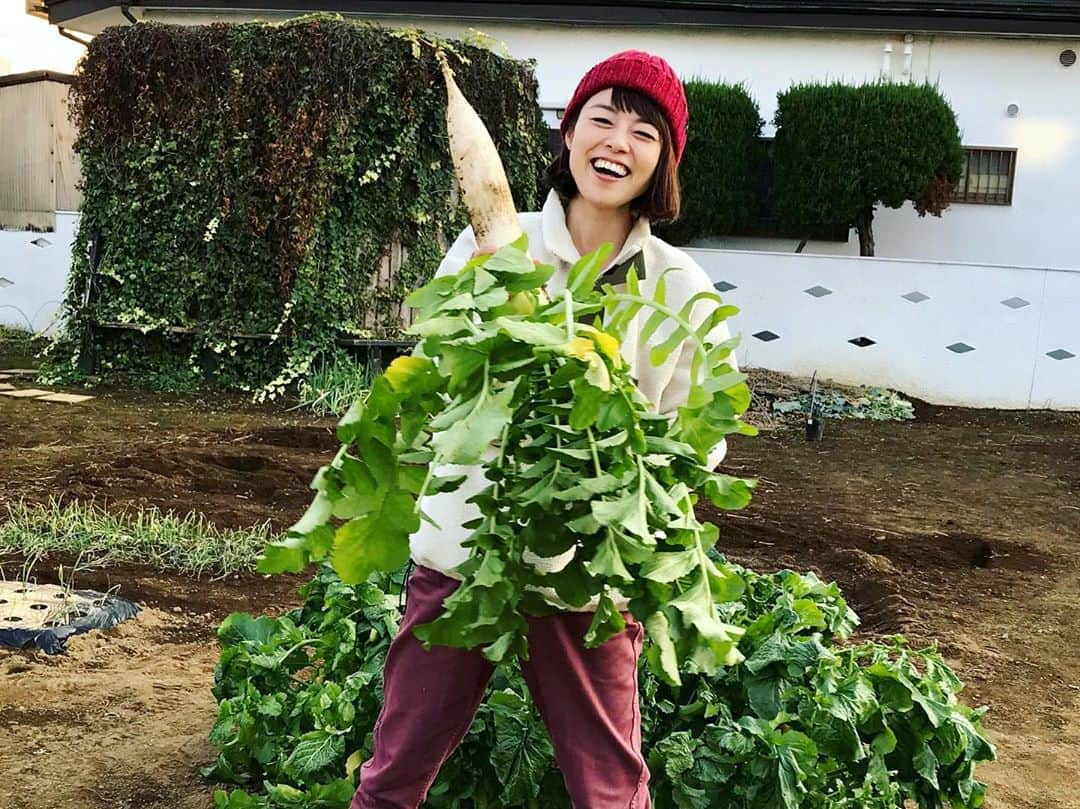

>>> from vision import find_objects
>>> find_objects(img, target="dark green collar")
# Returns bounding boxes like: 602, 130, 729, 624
595, 250, 645, 289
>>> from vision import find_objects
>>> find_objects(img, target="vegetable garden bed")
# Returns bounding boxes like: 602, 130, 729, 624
0, 391, 1076, 808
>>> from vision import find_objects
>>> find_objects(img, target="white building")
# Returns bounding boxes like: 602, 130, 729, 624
0, 69, 80, 335
31, 1, 1080, 407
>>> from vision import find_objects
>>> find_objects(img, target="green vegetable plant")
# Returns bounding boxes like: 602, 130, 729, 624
242, 217, 994, 809
206, 560, 996, 808
259, 236, 757, 686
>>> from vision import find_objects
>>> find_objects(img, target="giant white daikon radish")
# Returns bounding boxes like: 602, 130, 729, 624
439, 54, 522, 251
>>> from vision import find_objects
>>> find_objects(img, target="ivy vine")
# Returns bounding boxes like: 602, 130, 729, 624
47, 15, 550, 396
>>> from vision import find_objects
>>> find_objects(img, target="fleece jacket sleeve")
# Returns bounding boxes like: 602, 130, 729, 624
435, 225, 478, 279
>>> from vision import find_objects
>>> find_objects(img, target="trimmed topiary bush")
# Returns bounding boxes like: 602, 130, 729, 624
771, 82, 963, 256
657, 79, 763, 246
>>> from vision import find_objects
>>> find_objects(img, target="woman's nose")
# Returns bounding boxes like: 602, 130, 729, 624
606, 126, 630, 151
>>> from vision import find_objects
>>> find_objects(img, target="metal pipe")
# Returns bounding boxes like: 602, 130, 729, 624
121, 4, 137, 24
58, 26, 91, 47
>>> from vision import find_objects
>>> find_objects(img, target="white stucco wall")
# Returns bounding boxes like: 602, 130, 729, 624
0, 212, 76, 334
146, 10, 1079, 271
687, 247, 1080, 409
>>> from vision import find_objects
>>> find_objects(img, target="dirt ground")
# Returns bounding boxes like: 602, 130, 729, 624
0, 388, 1077, 808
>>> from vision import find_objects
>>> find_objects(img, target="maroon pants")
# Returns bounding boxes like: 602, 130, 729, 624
351, 565, 651, 809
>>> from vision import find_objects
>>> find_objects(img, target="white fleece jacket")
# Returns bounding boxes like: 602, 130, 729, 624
408, 191, 737, 609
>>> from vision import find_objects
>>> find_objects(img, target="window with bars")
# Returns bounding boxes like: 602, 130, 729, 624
951, 147, 1017, 205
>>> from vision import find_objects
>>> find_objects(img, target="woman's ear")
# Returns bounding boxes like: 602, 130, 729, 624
563, 127, 574, 151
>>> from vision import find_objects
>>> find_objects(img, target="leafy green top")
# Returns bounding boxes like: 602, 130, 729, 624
259, 238, 757, 685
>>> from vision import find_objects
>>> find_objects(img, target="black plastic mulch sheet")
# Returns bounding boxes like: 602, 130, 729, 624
0, 590, 140, 654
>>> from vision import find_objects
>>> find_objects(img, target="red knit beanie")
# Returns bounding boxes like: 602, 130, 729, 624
560, 50, 689, 164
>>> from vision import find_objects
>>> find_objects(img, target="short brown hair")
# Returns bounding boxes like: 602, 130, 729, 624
544, 86, 682, 224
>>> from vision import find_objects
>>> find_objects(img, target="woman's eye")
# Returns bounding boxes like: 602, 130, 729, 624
635, 130, 657, 140
591, 117, 612, 125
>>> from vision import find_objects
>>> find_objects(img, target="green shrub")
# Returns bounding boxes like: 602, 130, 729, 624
51, 16, 550, 397
657, 80, 763, 245
772, 82, 963, 255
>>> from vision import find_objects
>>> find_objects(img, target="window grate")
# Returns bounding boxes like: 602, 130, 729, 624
951, 147, 1016, 205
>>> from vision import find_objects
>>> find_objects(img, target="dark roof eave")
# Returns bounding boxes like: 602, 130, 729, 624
45, 0, 1080, 37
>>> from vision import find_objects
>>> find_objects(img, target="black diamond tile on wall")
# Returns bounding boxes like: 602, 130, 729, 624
804, 285, 833, 298
713, 281, 737, 292
849, 336, 876, 348
1047, 349, 1076, 360
947, 342, 975, 354
1000, 297, 1030, 309
902, 291, 930, 303
752, 330, 780, 342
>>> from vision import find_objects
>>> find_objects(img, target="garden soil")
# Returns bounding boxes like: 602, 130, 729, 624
0, 390, 1077, 808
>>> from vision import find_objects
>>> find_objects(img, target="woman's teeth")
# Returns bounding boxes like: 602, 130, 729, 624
592, 158, 629, 178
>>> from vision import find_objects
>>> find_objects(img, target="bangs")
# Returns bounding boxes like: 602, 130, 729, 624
609, 86, 668, 136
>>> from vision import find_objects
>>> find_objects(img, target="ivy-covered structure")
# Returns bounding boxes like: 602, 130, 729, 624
51, 17, 550, 394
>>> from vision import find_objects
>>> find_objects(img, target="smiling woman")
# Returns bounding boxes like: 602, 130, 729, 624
348, 49, 743, 809
547, 80, 683, 231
